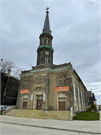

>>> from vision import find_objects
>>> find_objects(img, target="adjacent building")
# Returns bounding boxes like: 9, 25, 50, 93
87, 91, 96, 106
16, 9, 87, 113
1, 69, 20, 105
98, 105, 101, 111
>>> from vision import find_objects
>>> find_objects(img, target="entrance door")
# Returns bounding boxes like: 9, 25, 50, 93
22, 102, 27, 109
36, 99, 43, 110
59, 101, 65, 110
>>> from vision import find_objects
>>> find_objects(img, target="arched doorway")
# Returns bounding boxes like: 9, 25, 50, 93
36, 95, 43, 110
22, 95, 28, 109
57, 93, 66, 111
33, 88, 45, 110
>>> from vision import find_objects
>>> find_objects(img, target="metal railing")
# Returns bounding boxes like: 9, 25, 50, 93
41, 107, 47, 118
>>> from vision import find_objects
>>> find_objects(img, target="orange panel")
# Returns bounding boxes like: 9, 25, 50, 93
53, 86, 69, 92
20, 89, 30, 94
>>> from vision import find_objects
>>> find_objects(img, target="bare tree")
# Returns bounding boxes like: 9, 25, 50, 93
0, 59, 22, 79
0, 59, 15, 73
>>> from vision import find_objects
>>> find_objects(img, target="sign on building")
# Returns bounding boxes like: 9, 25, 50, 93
20, 89, 30, 94
53, 86, 69, 92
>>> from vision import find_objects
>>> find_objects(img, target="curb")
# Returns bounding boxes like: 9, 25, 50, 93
0, 121, 101, 134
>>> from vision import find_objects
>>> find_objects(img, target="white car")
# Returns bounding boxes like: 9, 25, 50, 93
0, 105, 13, 110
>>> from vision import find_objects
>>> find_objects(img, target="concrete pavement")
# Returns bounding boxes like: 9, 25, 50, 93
0, 122, 98, 135
0, 111, 101, 134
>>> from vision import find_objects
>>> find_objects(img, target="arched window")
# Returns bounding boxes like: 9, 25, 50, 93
73, 83, 76, 102
41, 38, 44, 44
82, 93, 85, 105
50, 40, 52, 46
40, 57, 43, 64
22, 95, 28, 109
81, 91, 83, 105
84, 95, 85, 105
46, 38, 48, 44
85, 95, 86, 105
78, 88, 80, 103
45, 57, 48, 64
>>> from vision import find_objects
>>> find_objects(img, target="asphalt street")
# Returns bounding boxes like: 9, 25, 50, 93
0, 111, 101, 135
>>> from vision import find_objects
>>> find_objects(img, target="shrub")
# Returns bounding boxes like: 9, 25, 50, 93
87, 104, 97, 112
90, 103, 97, 110
87, 108, 91, 112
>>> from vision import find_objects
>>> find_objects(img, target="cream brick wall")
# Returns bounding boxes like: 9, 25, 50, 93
71, 72, 87, 112
49, 70, 73, 111
16, 65, 87, 113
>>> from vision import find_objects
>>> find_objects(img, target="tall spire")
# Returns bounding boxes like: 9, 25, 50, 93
43, 7, 52, 34
37, 8, 53, 66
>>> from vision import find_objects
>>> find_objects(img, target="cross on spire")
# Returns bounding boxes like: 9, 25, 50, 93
45, 7, 50, 11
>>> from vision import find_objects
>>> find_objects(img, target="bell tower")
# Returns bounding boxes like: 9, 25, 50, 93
37, 8, 54, 65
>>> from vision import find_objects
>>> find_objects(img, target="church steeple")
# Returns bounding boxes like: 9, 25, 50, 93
42, 8, 52, 34
37, 8, 54, 66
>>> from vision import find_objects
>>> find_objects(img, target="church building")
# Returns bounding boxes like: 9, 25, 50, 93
16, 9, 87, 113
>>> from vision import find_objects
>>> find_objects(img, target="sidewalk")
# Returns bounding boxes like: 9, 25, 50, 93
0, 111, 101, 134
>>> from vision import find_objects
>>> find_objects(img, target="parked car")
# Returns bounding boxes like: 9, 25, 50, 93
0, 105, 13, 111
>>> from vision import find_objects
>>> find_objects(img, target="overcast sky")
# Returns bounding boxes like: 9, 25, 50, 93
1, 0, 101, 105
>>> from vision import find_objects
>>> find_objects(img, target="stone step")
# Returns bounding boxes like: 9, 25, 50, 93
45, 111, 70, 120
14, 110, 45, 119
5, 109, 70, 120
5, 109, 26, 116
14, 110, 70, 120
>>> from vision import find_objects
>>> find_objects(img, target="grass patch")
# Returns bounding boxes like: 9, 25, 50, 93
73, 112, 100, 121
